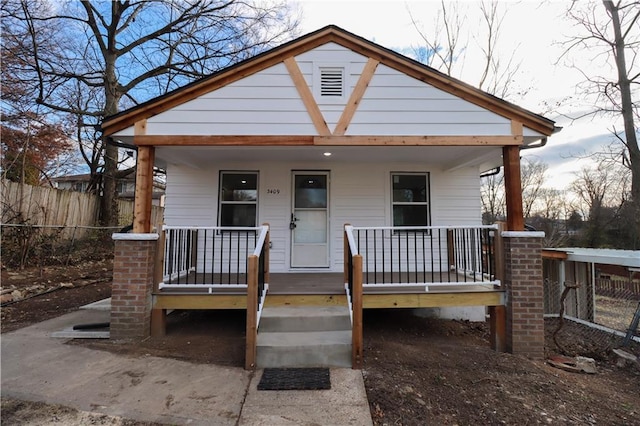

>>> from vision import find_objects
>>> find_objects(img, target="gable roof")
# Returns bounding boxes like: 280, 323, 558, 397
102, 25, 556, 137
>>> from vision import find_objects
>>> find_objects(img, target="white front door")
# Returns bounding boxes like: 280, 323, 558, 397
290, 172, 330, 268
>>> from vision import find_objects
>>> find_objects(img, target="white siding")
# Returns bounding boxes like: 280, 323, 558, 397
146, 63, 317, 136
164, 161, 481, 273
347, 64, 511, 135
112, 43, 520, 139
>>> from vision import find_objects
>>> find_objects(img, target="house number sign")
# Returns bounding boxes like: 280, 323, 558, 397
267, 189, 281, 194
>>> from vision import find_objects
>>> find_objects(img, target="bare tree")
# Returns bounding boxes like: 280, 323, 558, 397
561, 0, 639, 245
5, 0, 299, 225
408, 0, 523, 100
481, 157, 549, 224
408, 0, 466, 76
521, 159, 548, 220
480, 169, 505, 224
570, 160, 630, 246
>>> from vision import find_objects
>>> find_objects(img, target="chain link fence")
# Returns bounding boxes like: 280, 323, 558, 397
543, 258, 640, 360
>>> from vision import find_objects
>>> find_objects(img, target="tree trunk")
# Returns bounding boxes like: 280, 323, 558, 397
101, 52, 121, 227
604, 0, 640, 245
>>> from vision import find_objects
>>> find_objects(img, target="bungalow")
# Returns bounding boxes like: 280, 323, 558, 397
102, 26, 559, 369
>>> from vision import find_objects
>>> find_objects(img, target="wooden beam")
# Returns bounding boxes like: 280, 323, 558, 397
314, 135, 522, 146
334, 58, 379, 136
503, 145, 524, 231
134, 118, 147, 136
284, 57, 331, 136
489, 305, 506, 352
264, 294, 348, 307
133, 119, 154, 233
134, 134, 522, 147
150, 309, 167, 337
362, 291, 504, 309
511, 120, 523, 137
153, 294, 247, 309
135, 135, 314, 146
541, 249, 568, 260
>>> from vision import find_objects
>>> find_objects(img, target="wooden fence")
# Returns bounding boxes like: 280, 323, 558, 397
595, 278, 640, 299
1, 180, 164, 235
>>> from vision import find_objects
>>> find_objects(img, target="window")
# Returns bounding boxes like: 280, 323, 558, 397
219, 172, 258, 227
391, 173, 430, 227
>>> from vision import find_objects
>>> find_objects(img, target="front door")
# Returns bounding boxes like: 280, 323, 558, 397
290, 172, 329, 268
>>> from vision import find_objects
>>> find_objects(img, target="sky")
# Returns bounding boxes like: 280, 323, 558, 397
294, 0, 626, 189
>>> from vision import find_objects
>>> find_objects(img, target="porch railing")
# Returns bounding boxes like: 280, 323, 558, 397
245, 223, 270, 370
160, 225, 268, 291
347, 224, 500, 290
343, 224, 363, 370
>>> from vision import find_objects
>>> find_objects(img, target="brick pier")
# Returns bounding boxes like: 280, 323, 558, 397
502, 231, 545, 359
110, 233, 158, 340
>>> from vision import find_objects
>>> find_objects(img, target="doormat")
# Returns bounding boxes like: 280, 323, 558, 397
257, 368, 331, 391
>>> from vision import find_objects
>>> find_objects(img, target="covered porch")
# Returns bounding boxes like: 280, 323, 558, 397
140, 222, 508, 368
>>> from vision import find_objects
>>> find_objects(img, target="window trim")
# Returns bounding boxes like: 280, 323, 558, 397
390, 172, 431, 229
218, 170, 259, 229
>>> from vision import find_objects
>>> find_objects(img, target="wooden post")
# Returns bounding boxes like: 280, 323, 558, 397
245, 255, 258, 370
493, 221, 506, 284
343, 224, 351, 285
262, 223, 270, 284
489, 305, 506, 352
447, 229, 455, 269
151, 230, 166, 337
489, 221, 506, 352
352, 254, 363, 369
503, 145, 524, 231
133, 145, 155, 233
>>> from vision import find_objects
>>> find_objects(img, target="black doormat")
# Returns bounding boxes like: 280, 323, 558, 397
257, 368, 331, 391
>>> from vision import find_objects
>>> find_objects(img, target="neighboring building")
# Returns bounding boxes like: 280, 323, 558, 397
52, 171, 164, 205
102, 26, 559, 367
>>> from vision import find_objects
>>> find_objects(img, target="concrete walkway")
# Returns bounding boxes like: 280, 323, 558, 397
1, 309, 372, 425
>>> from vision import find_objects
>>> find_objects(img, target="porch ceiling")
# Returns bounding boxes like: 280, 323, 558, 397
154, 145, 502, 171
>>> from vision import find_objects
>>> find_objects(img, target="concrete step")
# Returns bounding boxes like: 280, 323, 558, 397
256, 330, 352, 368
259, 306, 351, 333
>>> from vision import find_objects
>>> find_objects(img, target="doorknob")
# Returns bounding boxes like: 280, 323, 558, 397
290, 213, 298, 230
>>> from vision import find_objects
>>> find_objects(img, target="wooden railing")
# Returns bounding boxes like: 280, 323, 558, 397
344, 224, 363, 369
245, 224, 270, 370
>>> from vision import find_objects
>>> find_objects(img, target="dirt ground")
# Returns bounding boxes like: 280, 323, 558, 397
2, 263, 640, 425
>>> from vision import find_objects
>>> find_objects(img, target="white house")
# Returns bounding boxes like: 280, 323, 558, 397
103, 26, 558, 366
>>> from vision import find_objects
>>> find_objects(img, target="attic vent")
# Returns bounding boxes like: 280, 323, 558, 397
320, 67, 344, 97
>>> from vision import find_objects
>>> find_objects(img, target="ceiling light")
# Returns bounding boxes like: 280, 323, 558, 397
323, 152, 332, 156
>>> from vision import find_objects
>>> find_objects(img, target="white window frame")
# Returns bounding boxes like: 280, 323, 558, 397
391, 172, 431, 228
218, 171, 259, 228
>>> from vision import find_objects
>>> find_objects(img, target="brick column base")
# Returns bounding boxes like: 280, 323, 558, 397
503, 231, 545, 359
111, 233, 159, 340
